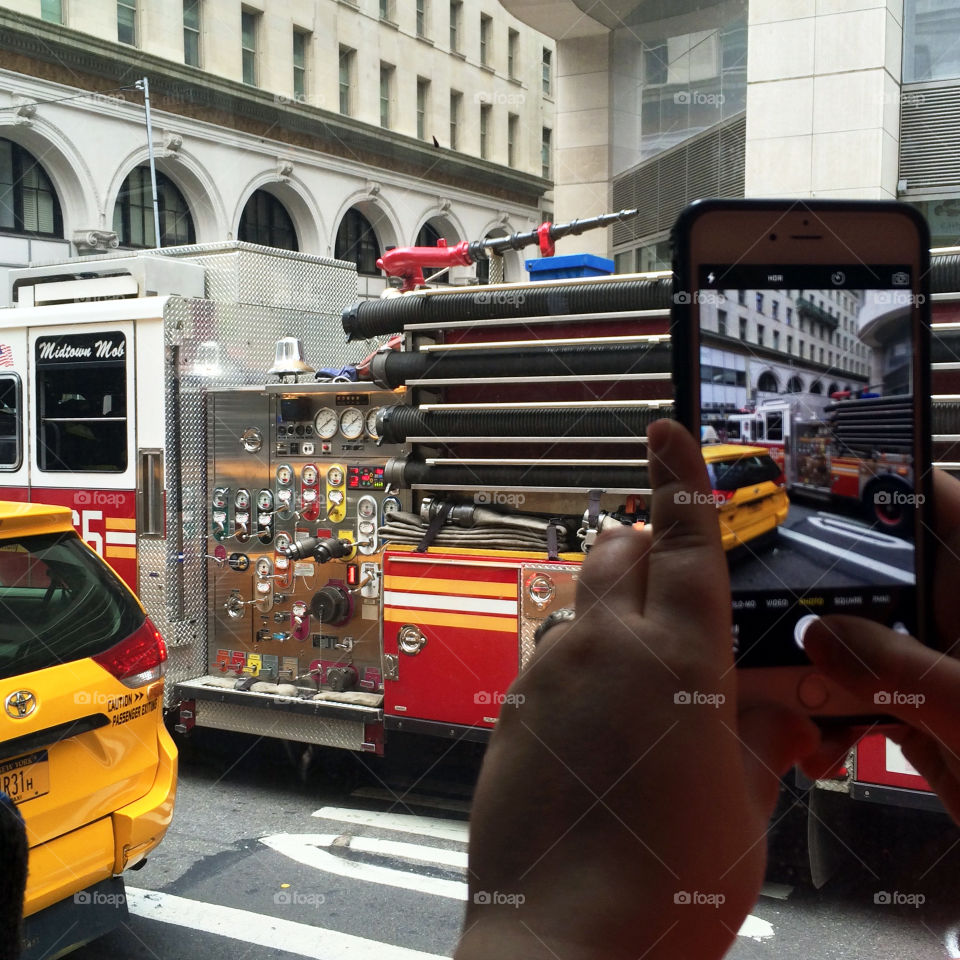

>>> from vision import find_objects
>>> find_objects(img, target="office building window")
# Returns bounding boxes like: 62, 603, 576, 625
41, 0, 62, 23
480, 14, 491, 66
541, 127, 551, 178
417, 77, 430, 139
0, 139, 63, 237
380, 62, 394, 128
239, 190, 297, 251
183, 0, 201, 65
380, 0, 392, 18
480, 104, 491, 159
416, 0, 428, 38
771, 300, 779, 320
739, 317, 747, 340
787, 335, 793, 354
756, 292, 764, 313
542, 47, 552, 94
449, 0, 460, 51
293, 29, 308, 100
335, 208, 381, 276
507, 112, 518, 166
113, 167, 195, 248
773, 329, 780, 351
241, 9, 258, 85
450, 90, 461, 149
508, 29, 519, 79
339, 47, 354, 115
117, 0, 136, 44
738, 289, 746, 306
757, 323, 765, 346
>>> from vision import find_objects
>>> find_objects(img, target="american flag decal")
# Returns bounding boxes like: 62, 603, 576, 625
0, 345, 12, 368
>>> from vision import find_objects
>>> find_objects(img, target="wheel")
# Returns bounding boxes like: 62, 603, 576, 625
864, 478, 913, 538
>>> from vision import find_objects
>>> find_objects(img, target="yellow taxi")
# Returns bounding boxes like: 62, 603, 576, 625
701, 444, 790, 551
0, 502, 176, 957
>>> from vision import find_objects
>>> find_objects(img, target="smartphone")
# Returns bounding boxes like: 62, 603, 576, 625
671, 199, 932, 720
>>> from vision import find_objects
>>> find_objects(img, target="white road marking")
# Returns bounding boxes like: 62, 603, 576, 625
807, 515, 913, 550
350, 786, 472, 814
778, 527, 914, 584
313, 806, 470, 843
349, 835, 468, 870
261, 833, 469, 900
759, 881, 793, 901
738, 914, 775, 940
125, 887, 446, 960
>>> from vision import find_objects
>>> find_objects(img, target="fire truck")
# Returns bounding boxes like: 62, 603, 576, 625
2, 236, 959, 880
724, 392, 916, 536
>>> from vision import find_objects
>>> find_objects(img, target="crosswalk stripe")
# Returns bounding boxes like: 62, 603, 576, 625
125, 887, 447, 959
313, 806, 469, 843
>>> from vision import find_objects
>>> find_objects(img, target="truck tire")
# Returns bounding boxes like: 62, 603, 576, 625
863, 478, 913, 538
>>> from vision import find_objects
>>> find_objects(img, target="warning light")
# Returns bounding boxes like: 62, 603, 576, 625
346, 564, 359, 586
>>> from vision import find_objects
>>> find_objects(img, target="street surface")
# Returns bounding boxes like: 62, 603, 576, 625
728, 500, 914, 591
67, 728, 960, 960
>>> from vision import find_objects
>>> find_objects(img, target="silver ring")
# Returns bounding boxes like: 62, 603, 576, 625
533, 608, 576, 646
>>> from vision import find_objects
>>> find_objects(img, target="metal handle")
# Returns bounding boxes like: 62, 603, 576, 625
398, 625, 427, 656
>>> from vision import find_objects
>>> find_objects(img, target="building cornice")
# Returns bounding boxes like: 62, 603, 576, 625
0, 9, 550, 209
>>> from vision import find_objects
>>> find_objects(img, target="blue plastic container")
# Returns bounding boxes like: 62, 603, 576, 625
525, 253, 615, 281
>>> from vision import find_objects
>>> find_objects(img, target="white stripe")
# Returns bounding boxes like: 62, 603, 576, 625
384, 590, 517, 616
125, 887, 446, 959
312, 806, 469, 843
105, 531, 137, 545
737, 914, 775, 940
349, 835, 468, 870
260, 833, 468, 900
777, 528, 915, 584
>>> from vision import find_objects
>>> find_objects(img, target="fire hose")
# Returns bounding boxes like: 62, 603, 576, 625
369, 341, 671, 389
377, 404, 673, 443
341, 276, 673, 340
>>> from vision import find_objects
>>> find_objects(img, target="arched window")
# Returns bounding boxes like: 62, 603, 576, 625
757, 371, 779, 393
113, 167, 195, 247
335, 208, 381, 275
239, 190, 298, 250
828, 381, 840, 395
0, 138, 63, 237
785, 375, 804, 393
416, 221, 450, 283
809, 380, 823, 394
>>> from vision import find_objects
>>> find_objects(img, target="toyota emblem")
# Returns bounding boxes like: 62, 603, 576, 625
4, 691, 37, 719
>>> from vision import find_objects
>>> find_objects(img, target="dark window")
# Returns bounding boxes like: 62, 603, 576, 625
416, 222, 449, 283
183, 0, 201, 65
0, 531, 144, 680
117, 0, 136, 44
238, 190, 297, 251
113, 168, 195, 248
416, 0, 428, 37
542, 48, 552, 94
335, 208, 381, 276
0, 375, 22, 470
241, 9, 258, 85
508, 29, 518, 78
765, 412, 784, 440
293, 30, 308, 100
707, 454, 781, 491
480, 14, 491, 65
757, 371, 778, 392
41, 0, 62, 23
0, 139, 63, 237
541, 127, 551, 178
36, 333, 128, 473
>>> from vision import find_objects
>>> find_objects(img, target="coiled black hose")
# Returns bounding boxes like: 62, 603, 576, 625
377, 405, 674, 443
932, 255, 960, 294
341, 277, 674, 340
382, 457, 650, 491
370, 342, 672, 388
931, 330, 960, 364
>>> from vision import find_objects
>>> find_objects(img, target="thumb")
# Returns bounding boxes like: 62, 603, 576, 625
805, 616, 960, 738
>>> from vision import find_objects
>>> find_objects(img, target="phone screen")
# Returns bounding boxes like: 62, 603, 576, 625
692, 263, 923, 668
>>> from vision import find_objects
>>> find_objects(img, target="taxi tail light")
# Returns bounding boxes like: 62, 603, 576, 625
93, 618, 168, 688
774, 470, 787, 487
711, 489, 736, 504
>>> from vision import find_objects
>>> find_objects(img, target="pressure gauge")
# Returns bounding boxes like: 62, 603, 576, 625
275, 532, 292, 553
328, 490, 345, 507
276, 464, 293, 486
257, 489, 274, 512
339, 407, 364, 440
314, 408, 338, 440
301, 464, 318, 486
327, 466, 344, 487
357, 498, 377, 519
235, 489, 250, 510
366, 407, 380, 439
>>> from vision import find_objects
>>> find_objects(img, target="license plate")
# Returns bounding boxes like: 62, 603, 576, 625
0, 749, 50, 804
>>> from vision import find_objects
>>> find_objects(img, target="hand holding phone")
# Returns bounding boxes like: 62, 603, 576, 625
671, 199, 933, 720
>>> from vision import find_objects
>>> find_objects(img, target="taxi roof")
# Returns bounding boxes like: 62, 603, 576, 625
0, 501, 76, 539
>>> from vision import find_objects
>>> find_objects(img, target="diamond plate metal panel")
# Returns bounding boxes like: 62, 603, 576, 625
518, 563, 580, 669
194, 699, 367, 749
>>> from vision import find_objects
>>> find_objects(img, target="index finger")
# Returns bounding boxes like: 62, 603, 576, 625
643, 419, 730, 635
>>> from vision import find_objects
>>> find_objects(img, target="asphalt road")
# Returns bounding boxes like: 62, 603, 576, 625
64, 728, 960, 960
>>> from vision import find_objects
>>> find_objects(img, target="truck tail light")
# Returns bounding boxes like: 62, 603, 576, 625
93, 618, 168, 688
712, 489, 736, 504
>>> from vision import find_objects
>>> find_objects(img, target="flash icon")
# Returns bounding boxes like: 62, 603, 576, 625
707, 272, 715, 284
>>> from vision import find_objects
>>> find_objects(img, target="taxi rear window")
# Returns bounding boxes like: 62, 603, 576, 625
707, 454, 781, 491
0, 531, 144, 679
